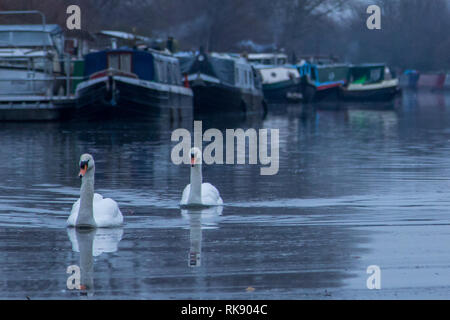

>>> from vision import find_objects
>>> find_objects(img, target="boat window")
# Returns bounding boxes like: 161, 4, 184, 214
173, 63, 180, 84
32, 57, 49, 71
108, 54, 120, 70
0, 31, 53, 47
108, 53, 132, 73
351, 67, 383, 84
167, 63, 172, 84
161, 61, 167, 83
120, 54, 131, 73
369, 68, 382, 82
317, 67, 348, 83
0, 58, 28, 70
0, 32, 9, 45
235, 69, 240, 85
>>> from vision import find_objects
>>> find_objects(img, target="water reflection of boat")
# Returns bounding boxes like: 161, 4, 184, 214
340, 64, 400, 101
347, 109, 398, 131
342, 99, 398, 111
181, 207, 222, 268
67, 228, 123, 296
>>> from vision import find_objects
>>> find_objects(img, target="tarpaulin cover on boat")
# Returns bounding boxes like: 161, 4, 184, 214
180, 53, 236, 86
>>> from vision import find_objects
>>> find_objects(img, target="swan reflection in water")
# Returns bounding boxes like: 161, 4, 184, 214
181, 206, 223, 268
67, 228, 123, 296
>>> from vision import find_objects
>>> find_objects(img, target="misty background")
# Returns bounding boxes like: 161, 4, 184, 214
0, 0, 449, 71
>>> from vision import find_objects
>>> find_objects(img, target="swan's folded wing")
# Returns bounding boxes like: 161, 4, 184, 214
180, 184, 191, 205
201, 183, 223, 206
93, 197, 123, 227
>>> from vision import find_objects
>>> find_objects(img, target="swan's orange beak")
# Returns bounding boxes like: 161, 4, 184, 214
79, 165, 87, 178
190, 157, 195, 167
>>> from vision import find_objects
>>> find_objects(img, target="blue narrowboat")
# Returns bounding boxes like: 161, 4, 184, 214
75, 48, 193, 119
297, 62, 349, 103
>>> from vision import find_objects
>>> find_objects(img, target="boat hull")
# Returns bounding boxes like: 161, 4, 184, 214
302, 83, 342, 103
262, 80, 302, 104
191, 82, 266, 115
75, 76, 193, 121
0, 68, 66, 96
340, 84, 400, 101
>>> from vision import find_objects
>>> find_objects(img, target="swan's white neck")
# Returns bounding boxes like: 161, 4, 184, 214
77, 169, 97, 228
188, 164, 202, 204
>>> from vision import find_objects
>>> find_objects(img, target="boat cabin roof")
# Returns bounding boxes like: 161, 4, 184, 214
86, 48, 179, 63
351, 63, 386, 68
0, 24, 62, 34
314, 63, 349, 69
248, 53, 287, 60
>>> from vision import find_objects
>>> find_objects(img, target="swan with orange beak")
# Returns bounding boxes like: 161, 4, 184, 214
67, 154, 123, 228
180, 147, 223, 207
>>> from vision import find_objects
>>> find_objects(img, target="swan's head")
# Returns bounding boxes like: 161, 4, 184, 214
190, 147, 202, 167
79, 154, 95, 178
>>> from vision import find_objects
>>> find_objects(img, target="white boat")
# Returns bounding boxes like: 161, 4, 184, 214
247, 53, 302, 103
0, 24, 65, 96
0, 11, 75, 120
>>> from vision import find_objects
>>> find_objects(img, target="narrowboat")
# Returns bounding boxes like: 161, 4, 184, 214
248, 53, 302, 103
340, 64, 400, 101
75, 48, 193, 120
297, 62, 349, 103
0, 12, 75, 121
178, 51, 266, 115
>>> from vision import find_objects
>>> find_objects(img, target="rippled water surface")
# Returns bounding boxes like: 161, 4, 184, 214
1, 91, 450, 299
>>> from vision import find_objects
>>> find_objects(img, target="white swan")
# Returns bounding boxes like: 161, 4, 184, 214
180, 147, 223, 207
67, 154, 123, 228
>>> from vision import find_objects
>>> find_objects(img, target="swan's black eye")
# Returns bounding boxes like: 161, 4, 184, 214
80, 160, 89, 169
191, 153, 195, 158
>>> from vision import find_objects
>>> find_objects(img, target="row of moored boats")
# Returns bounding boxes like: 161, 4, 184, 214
0, 13, 402, 121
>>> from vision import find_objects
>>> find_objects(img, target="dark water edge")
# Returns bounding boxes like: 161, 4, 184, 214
1, 90, 450, 299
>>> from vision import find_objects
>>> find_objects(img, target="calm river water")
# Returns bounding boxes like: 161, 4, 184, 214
1, 90, 450, 299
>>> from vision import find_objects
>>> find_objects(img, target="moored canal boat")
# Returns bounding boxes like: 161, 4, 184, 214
0, 11, 76, 121
248, 53, 302, 103
75, 48, 193, 120
178, 51, 266, 115
340, 64, 400, 101
297, 62, 349, 103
